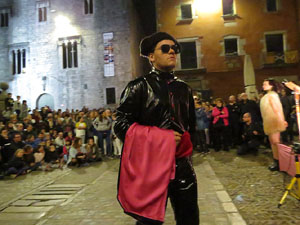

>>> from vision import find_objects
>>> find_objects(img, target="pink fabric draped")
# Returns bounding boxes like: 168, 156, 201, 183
278, 144, 300, 177
117, 123, 192, 222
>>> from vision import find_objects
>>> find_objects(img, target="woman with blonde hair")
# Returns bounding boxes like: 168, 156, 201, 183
260, 78, 287, 171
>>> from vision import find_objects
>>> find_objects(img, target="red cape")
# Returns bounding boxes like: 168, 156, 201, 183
117, 123, 192, 222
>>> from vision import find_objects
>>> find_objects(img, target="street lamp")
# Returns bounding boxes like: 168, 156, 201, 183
193, 0, 222, 14
54, 15, 78, 38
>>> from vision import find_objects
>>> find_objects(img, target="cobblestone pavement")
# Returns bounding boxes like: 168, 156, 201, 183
203, 147, 300, 225
0, 149, 299, 225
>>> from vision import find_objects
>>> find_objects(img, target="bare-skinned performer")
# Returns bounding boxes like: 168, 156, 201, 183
260, 78, 288, 171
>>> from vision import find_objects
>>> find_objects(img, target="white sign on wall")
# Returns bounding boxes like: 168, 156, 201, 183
103, 32, 114, 77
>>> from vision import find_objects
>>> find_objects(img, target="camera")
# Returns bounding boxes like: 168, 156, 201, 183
292, 142, 300, 154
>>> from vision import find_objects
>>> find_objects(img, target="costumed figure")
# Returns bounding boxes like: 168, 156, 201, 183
260, 78, 287, 171
114, 32, 199, 225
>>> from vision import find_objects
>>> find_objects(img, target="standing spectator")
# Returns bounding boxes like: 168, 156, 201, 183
111, 113, 122, 157
20, 100, 29, 120
13, 96, 21, 119
5, 93, 14, 110
212, 98, 229, 151
75, 117, 87, 144
239, 93, 261, 123
227, 95, 241, 148
93, 110, 112, 156
280, 88, 294, 143
194, 98, 209, 153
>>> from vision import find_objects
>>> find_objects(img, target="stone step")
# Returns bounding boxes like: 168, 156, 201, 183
0, 212, 46, 220
32, 199, 65, 206
2, 206, 53, 213
23, 195, 70, 200
33, 191, 76, 195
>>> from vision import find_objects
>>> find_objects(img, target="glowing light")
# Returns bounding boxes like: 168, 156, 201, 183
54, 15, 78, 38
193, 0, 222, 14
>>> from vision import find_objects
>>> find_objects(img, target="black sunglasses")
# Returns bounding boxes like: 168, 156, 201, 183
156, 44, 180, 54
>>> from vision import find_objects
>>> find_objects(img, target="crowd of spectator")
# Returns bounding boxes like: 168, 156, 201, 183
0, 93, 122, 179
0, 87, 296, 179
193, 89, 296, 157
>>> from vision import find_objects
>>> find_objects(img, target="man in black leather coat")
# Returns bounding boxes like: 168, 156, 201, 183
114, 32, 199, 225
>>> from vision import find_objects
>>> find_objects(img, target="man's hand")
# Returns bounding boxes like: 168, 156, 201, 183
253, 131, 258, 135
173, 131, 182, 146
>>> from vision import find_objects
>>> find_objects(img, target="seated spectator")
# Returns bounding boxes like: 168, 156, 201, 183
25, 134, 35, 147
62, 139, 71, 163
32, 132, 45, 149
67, 137, 88, 167
6, 133, 25, 162
5, 149, 29, 178
24, 124, 36, 138
65, 131, 75, 143
45, 144, 61, 168
237, 113, 263, 155
85, 137, 102, 162
23, 145, 40, 171
34, 144, 50, 171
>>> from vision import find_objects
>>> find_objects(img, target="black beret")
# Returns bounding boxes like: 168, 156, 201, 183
140, 32, 180, 57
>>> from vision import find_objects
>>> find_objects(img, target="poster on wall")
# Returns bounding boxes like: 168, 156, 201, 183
103, 32, 115, 77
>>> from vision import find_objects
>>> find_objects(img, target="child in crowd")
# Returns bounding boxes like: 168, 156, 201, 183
85, 137, 102, 162
45, 144, 60, 168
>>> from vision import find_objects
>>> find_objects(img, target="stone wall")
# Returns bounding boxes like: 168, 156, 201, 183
0, 0, 138, 110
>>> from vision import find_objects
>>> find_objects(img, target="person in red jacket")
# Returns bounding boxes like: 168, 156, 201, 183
212, 98, 229, 151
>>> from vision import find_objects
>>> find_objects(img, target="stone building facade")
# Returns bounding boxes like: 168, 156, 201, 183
0, 0, 145, 110
156, 0, 300, 99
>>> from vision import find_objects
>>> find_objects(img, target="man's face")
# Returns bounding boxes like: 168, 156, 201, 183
149, 40, 177, 72
242, 113, 251, 123
229, 95, 236, 103
241, 93, 248, 101
14, 134, 22, 142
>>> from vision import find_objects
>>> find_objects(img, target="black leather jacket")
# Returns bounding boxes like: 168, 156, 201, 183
114, 69, 196, 142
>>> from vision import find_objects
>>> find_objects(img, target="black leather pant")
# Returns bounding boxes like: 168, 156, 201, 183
136, 157, 199, 225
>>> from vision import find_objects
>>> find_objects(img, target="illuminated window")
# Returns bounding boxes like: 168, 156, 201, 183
222, 0, 234, 15
12, 49, 26, 75
58, 36, 81, 70
265, 34, 283, 53
106, 88, 116, 105
181, 4, 193, 20
84, 0, 93, 14
38, 7, 47, 22
266, 0, 278, 12
62, 41, 78, 69
0, 12, 8, 27
224, 38, 238, 56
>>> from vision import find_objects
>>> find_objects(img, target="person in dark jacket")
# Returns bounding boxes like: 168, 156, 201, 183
280, 88, 294, 143
237, 113, 263, 155
5, 149, 29, 177
114, 32, 199, 225
227, 95, 241, 147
